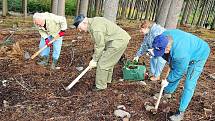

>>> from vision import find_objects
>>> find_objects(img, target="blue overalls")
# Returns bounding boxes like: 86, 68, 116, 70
162, 29, 210, 112
39, 36, 63, 60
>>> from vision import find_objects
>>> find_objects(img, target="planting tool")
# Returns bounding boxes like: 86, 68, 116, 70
154, 79, 168, 110
144, 79, 169, 113
30, 34, 60, 59
65, 66, 91, 90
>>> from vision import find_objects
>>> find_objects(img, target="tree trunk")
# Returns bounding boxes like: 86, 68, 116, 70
57, 0, 65, 16
132, 1, 138, 19
152, 0, 158, 21
185, 0, 194, 24
205, 0, 214, 23
79, 0, 89, 16
196, 0, 207, 27
191, 0, 201, 25
128, 0, 135, 19
52, 0, 58, 14
180, 0, 190, 25
156, 0, 172, 27
104, 0, 119, 22
22, 0, 28, 17
165, 0, 184, 29
95, 0, 100, 16
99, 0, 105, 15
121, 0, 129, 19
2, 0, 8, 17
199, 0, 209, 27
76, 0, 80, 16
211, 16, 215, 30
140, 0, 146, 20
117, 0, 122, 17
134, 0, 141, 19
155, 0, 164, 21
145, 0, 152, 19
87, 0, 92, 17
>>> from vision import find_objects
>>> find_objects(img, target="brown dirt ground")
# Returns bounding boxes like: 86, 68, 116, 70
0, 18, 215, 121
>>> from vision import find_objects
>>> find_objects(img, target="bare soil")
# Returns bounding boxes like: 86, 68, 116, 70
0, 18, 215, 121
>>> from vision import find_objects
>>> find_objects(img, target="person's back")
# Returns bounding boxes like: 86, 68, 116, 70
88, 17, 131, 42
162, 29, 210, 61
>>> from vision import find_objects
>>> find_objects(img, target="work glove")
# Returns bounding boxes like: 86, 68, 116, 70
89, 59, 97, 68
161, 79, 169, 87
146, 49, 154, 56
133, 56, 139, 62
45, 38, 51, 47
58, 30, 65, 37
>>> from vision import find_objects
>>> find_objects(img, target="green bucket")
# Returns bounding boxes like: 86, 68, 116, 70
123, 60, 146, 81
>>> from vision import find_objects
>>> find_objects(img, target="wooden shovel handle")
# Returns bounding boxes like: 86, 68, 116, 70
31, 35, 60, 59
154, 85, 165, 110
65, 66, 91, 90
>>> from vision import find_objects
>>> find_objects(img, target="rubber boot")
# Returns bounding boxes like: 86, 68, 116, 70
51, 59, 60, 70
37, 56, 49, 67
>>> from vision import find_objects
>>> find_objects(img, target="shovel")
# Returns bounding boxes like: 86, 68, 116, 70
144, 79, 169, 114
30, 34, 60, 59
65, 66, 91, 90
154, 79, 169, 110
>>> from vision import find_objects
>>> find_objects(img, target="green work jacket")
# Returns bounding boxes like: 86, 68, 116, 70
88, 17, 131, 61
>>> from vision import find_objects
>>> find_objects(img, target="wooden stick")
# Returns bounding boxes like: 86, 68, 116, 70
154, 85, 165, 110
31, 34, 60, 59
65, 66, 91, 90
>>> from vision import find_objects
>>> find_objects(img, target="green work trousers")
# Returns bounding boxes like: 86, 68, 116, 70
95, 39, 128, 89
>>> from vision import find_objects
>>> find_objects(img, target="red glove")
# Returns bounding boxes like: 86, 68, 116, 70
58, 30, 65, 37
45, 38, 51, 47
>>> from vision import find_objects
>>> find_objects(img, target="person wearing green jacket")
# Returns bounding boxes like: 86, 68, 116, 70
73, 15, 131, 91
33, 12, 67, 70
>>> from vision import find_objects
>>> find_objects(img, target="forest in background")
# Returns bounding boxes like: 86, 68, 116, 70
0, 0, 215, 29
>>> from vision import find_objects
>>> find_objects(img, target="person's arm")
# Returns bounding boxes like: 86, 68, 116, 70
165, 65, 171, 78
135, 35, 150, 57
38, 29, 49, 39
167, 57, 190, 83
54, 15, 67, 31
91, 31, 105, 62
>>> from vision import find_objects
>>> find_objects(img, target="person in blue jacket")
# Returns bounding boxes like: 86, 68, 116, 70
152, 29, 210, 121
133, 20, 166, 81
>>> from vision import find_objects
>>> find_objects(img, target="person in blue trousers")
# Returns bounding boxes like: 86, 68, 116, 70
152, 29, 210, 121
133, 20, 166, 81
33, 12, 67, 70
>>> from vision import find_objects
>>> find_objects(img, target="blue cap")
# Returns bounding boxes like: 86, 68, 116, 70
152, 35, 169, 57
73, 15, 85, 28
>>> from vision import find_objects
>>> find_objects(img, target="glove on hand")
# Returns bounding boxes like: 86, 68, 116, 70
58, 30, 65, 37
133, 56, 139, 62
161, 79, 169, 87
146, 49, 154, 56
45, 38, 51, 47
89, 59, 97, 68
